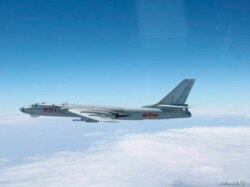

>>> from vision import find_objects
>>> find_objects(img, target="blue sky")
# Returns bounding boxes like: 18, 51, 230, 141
1, 0, 250, 113
1, 1, 250, 186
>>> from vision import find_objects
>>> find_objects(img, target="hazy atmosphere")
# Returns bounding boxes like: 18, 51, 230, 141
0, 0, 250, 186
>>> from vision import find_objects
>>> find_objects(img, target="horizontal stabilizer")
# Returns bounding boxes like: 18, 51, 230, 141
157, 105, 190, 108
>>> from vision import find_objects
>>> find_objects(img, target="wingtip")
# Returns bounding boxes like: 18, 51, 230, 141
183, 78, 196, 82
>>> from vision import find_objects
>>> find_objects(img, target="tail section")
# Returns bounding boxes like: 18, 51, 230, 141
144, 79, 195, 108
158, 79, 195, 105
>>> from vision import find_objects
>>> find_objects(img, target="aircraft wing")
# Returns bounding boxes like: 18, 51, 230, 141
67, 108, 117, 122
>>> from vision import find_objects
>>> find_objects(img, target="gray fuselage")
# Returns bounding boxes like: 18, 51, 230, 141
20, 103, 191, 121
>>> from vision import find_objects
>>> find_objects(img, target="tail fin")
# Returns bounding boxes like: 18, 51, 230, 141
144, 79, 195, 108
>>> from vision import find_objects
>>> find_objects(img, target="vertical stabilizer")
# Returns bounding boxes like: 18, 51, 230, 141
143, 79, 195, 108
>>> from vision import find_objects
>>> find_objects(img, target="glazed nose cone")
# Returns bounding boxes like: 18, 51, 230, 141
19, 107, 25, 113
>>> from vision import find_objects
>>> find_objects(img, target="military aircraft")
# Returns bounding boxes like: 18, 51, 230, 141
20, 79, 195, 122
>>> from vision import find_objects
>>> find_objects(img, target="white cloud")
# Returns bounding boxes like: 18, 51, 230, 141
0, 158, 9, 165
0, 127, 250, 187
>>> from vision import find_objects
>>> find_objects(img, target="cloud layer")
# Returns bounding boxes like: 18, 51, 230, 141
0, 126, 250, 187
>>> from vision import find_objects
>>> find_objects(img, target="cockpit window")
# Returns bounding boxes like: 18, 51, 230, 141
31, 103, 38, 107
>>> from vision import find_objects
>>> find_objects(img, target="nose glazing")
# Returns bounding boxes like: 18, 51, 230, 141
19, 107, 25, 113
